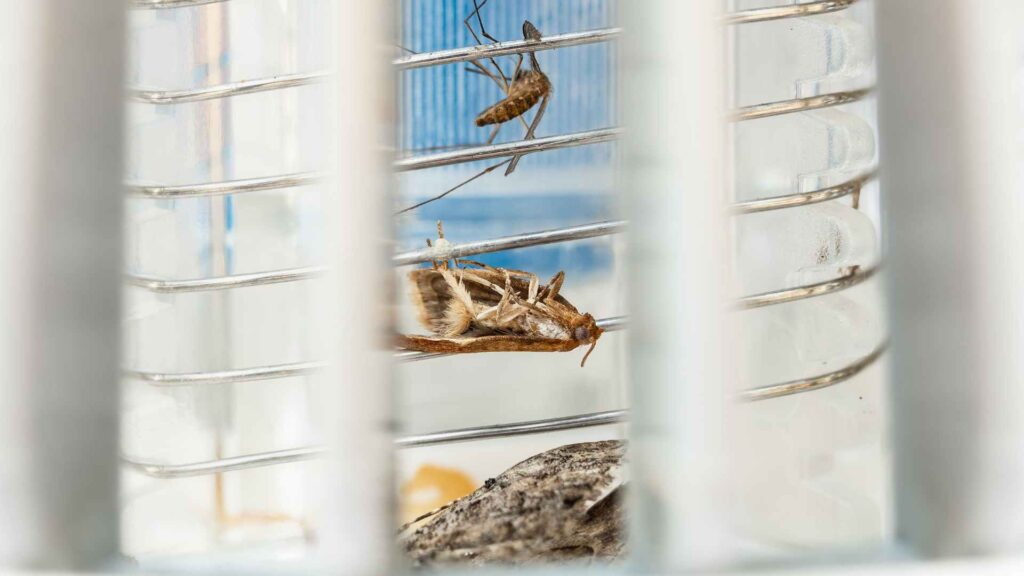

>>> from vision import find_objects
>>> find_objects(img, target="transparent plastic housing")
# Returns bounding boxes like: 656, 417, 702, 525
122, 0, 332, 561
728, 0, 888, 556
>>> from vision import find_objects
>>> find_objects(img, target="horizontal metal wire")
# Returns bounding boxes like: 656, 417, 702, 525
733, 171, 874, 214
128, 0, 858, 97
395, 27, 621, 70
125, 220, 623, 293
129, 28, 618, 102
127, 171, 325, 199
124, 88, 863, 196
738, 264, 877, 309
396, 409, 626, 448
394, 220, 625, 266
125, 361, 327, 387
738, 341, 887, 401
123, 446, 325, 479
122, 342, 885, 478
126, 262, 876, 384
126, 266, 325, 293
124, 128, 617, 197
396, 127, 620, 171
130, 0, 227, 8
123, 167, 872, 293
732, 88, 871, 122
122, 408, 625, 479
130, 71, 329, 105
725, 0, 859, 25
125, 316, 623, 384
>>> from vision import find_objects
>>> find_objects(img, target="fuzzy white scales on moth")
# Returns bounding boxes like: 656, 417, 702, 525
396, 222, 604, 367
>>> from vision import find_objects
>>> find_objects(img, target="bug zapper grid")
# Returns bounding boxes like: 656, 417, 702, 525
117, 0, 885, 568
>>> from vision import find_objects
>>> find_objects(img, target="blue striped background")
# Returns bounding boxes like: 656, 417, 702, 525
399, 0, 616, 166
398, 0, 617, 279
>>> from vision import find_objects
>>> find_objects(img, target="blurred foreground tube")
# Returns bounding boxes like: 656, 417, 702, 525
320, 0, 395, 573
622, 1, 734, 571
0, 1, 124, 569
878, 0, 1024, 557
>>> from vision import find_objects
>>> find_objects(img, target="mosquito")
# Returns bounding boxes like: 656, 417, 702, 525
397, 0, 552, 214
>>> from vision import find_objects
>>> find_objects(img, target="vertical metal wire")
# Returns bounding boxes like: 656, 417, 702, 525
0, 0, 124, 569
878, 0, 1024, 557
622, 1, 735, 570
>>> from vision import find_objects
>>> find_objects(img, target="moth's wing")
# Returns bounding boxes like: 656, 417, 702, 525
397, 333, 581, 354
408, 269, 454, 332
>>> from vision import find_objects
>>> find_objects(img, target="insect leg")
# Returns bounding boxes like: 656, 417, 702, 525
538, 271, 565, 301
463, 0, 511, 94
505, 94, 549, 176
395, 158, 512, 214
458, 260, 539, 291
467, 0, 500, 45
465, 65, 511, 83
485, 124, 501, 145
493, 271, 514, 319
510, 53, 524, 83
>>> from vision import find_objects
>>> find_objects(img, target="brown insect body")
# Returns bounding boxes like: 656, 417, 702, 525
475, 69, 551, 126
398, 224, 603, 366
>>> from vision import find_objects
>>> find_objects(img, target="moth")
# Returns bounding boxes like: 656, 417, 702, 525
397, 222, 604, 367
400, 440, 625, 567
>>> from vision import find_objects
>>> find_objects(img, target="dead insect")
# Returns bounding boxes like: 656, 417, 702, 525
400, 440, 625, 567
397, 0, 552, 214
397, 222, 603, 367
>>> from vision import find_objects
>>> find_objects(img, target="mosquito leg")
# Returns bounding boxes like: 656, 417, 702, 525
505, 94, 549, 176
468, 0, 499, 45
463, 0, 511, 93
465, 66, 510, 84
510, 53, 524, 83
395, 158, 512, 214
485, 124, 501, 145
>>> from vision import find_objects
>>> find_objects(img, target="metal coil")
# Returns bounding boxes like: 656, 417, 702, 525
122, 343, 885, 478
123, 0, 883, 480
131, 0, 228, 8
725, 0, 859, 25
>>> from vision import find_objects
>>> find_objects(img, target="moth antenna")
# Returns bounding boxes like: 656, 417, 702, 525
436, 220, 445, 239
580, 340, 598, 368
425, 238, 439, 269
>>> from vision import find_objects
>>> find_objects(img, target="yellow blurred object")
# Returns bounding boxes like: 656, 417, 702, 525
400, 464, 477, 524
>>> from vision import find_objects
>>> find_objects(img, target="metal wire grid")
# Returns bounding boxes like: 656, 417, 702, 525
123, 0, 882, 478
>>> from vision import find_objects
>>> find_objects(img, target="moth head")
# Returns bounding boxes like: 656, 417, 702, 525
572, 313, 603, 367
